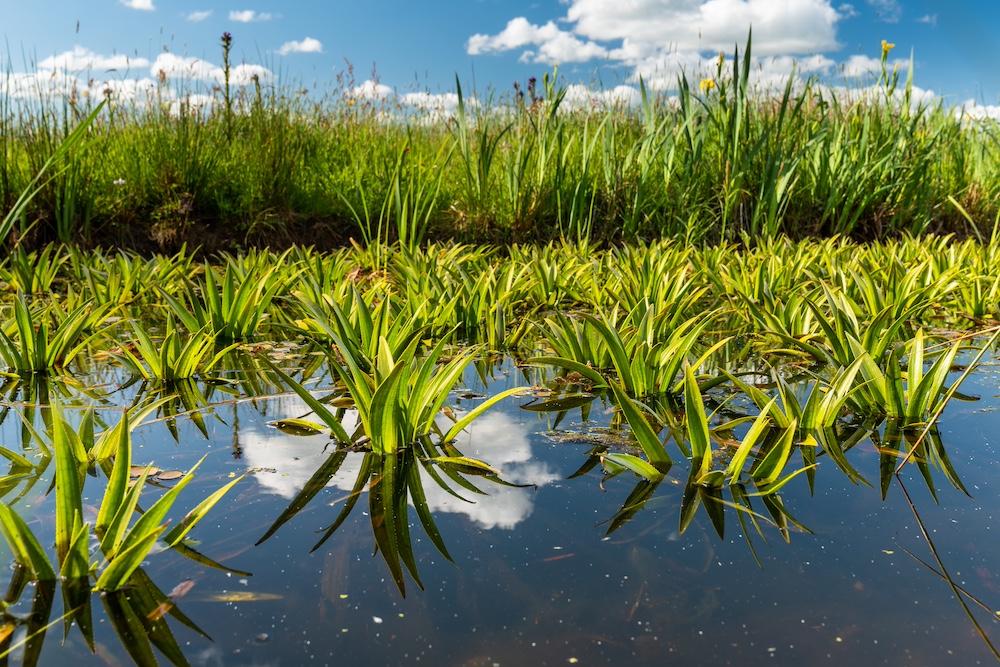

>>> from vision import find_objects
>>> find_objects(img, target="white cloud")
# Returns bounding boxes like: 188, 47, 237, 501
230, 63, 273, 85
151, 53, 219, 81
467, 1, 843, 87
468, 18, 608, 64
838, 54, 908, 78
569, 0, 841, 55
465, 0, 939, 98
626, 50, 835, 92
99, 77, 159, 101
150, 53, 273, 84
866, 0, 901, 23
120, 0, 154, 10
167, 93, 215, 117
0, 72, 77, 99
240, 398, 557, 530
401, 91, 480, 120
229, 10, 272, 23
562, 84, 641, 109
277, 37, 323, 55
186, 10, 212, 22
348, 80, 392, 99
916, 14, 937, 26
37, 47, 149, 73
958, 101, 1000, 122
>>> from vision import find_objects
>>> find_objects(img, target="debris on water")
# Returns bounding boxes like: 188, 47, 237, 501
188, 591, 283, 602
455, 391, 486, 400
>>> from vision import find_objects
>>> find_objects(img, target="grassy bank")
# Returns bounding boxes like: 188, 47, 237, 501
2, 40, 1000, 251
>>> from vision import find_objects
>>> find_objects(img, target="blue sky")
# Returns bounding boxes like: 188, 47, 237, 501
3, 1, 999, 114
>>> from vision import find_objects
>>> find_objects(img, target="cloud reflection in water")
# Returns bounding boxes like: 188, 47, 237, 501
241, 397, 558, 529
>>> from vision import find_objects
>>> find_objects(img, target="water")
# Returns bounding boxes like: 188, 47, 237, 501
2, 358, 1000, 666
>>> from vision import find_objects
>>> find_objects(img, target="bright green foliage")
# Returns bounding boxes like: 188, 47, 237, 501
0, 399, 243, 593
161, 261, 286, 341
850, 329, 969, 424
3, 32, 1000, 247
534, 305, 727, 397
0, 294, 109, 374
109, 318, 236, 381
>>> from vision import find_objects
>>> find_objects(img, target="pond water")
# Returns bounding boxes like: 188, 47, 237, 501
2, 355, 1000, 666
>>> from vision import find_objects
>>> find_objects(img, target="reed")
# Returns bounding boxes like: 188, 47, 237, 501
2, 37, 998, 249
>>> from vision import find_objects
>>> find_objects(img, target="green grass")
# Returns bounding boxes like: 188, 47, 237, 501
2, 37, 999, 250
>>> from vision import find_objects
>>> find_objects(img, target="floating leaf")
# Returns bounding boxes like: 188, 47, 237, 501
433, 456, 500, 477
269, 419, 326, 436
519, 394, 596, 412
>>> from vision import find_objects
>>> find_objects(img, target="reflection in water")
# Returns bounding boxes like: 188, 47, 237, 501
2, 361, 1000, 665
242, 397, 558, 529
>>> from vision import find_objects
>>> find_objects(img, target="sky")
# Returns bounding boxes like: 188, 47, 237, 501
3, 0, 999, 115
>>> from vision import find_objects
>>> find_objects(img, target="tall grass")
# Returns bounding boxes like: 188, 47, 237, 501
2, 36, 999, 249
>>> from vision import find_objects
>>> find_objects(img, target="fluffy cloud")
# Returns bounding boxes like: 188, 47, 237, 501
916, 14, 937, 26
402, 91, 478, 114
959, 101, 1000, 122
838, 54, 908, 78
468, 18, 608, 64
120, 0, 154, 10
186, 10, 212, 22
229, 10, 273, 22
239, 398, 558, 530
37, 47, 149, 73
0, 72, 77, 99
627, 50, 836, 91
348, 80, 392, 99
150, 53, 273, 84
562, 84, 641, 109
470, 0, 843, 66
465, 0, 934, 96
277, 37, 322, 55
151, 53, 218, 81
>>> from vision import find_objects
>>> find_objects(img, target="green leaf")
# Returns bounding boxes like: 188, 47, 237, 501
601, 453, 666, 481
163, 474, 245, 547
606, 382, 672, 467
442, 387, 527, 444
257, 451, 349, 546
753, 420, 797, 486
0, 502, 56, 580
683, 363, 712, 476
102, 590, 160, 666
750, 464, 819, 496
60, 519, 91, 580
50, 399, 84, 568
95, 527, 166, 591
97, 410, 131, 537
518, 394, 596, 412
432, 456, 500, 476
269, 418, 327, 436
259, 358, 352, 444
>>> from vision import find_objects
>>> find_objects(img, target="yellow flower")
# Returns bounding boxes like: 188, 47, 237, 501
881, 39, 895, 59
699, 78, 715, 92
717, 52, 725, 66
